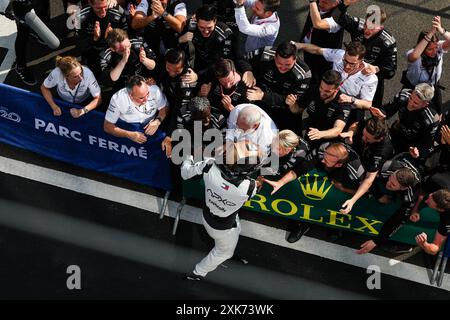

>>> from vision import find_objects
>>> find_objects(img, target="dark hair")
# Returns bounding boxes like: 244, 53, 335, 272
196, 4, 216, 22
262, 0, 280, 13
395, 168, 417, 188
164, 48, 185, 65
189, 96, 211, 120
213, 59, 235, 79
126, 75, 146, 93
432, 189, 450, 211
365, 8, 387, 25
417, 30, 438, 44
365, 117, 388, 139
276, 41, 297, 59
345, 41, 366, 60
321, 70, 341, 87
106, 28, 128, 48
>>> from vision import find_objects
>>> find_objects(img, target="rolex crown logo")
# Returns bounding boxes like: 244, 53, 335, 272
299, 173, 333, 201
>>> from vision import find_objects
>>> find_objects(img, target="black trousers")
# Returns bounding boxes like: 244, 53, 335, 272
13, 0, 50, 69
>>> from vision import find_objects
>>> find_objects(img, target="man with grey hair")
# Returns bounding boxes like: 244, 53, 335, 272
377, 83, 440, 161
226, 103, 278, 155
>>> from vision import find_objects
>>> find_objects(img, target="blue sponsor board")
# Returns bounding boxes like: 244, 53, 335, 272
0, 83, 171, 190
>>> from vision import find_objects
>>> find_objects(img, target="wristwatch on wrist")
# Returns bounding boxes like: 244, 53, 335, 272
350, 97, 356, 105
83, 107, 89, 114
155, 116, 163, 123
162, 11, 169, 18
309, 0, 317, 3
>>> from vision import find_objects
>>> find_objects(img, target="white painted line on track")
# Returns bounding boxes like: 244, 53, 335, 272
0, 155, 448, 292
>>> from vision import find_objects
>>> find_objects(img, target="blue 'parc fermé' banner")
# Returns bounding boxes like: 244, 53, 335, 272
0, 83, 171, 191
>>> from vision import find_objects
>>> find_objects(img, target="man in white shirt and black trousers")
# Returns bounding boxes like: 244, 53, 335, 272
181, 140, 262, 280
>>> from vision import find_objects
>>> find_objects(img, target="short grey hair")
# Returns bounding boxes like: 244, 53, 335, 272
414, 83, 435, 102
237, 104, 261, 127
189, 96, 211, 113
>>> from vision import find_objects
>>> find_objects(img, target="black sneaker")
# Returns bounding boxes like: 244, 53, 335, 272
287, 223, 310, 243
184, 272, 204, 281
380, 243, 413, 254
15, 67, 37, 86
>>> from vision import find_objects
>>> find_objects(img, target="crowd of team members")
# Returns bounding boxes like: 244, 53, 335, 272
32, 0, 450, 256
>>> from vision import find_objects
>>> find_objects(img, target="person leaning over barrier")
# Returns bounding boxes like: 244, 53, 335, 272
356, 154, 421, 254
181, 140, 263, 280
264, 142, 365, 243
41, 56, 102, 118
259, 130, 311, 243
226, 103, 278, 157
339, 117, 394, 214
103, 75, 169, 144
414, 189, 450, 255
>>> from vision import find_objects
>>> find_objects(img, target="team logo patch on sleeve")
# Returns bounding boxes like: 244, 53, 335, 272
221, 183, 230, 191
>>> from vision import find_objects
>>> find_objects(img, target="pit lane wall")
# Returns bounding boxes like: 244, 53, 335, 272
0, 83, 171, 191
182, 170, 440, 246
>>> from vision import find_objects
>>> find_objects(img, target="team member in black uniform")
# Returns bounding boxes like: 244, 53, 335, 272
100, 28, 156, 91
201, 58, 250, 118
300, 0, 349, 84
158, 49, 199, 157
259, 130, 311, 242
339, 117, 394, 214
337, 8, 397, 106
413, 189, 450, 255
164, 96, 226, 158
77, 0, 128, 78
181, 141, 262, 280
301, 70, 352, 148
131, 0, 187, 57
357, 153, 421, 254
259, 130, 310, 181
264, 141, 365, 242
245, 42, 312, 132
174, 96, 227, 148
202, 0, 237, 33
378, 83, 440, 162
180, 5, 242, 81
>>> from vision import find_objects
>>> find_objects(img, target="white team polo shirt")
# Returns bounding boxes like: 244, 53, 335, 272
43, 66, 101, 104
406, 41, 448, 86
226, 103, 278, 154
105, 85, 168, 124
323, 48, 378, 101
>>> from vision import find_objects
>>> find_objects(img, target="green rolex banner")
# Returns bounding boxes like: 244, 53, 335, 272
182, 170, 439, 246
